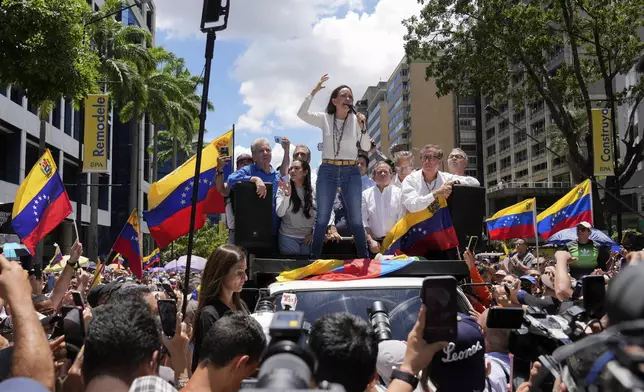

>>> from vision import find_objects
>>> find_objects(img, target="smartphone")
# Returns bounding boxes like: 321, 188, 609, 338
317, 142, 323, 151
219, 146, 229, 156
420, 276, 458, 343
274, 136, 282, 144
161, 282, 177, 300
71, 291, 84, 307
582, 275, 605, 317
467, 236, 478, 252
158, 299, 177, 338
486, 307, 524, 329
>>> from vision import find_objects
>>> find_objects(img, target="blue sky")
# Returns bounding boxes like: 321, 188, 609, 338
153, 0, 420, 170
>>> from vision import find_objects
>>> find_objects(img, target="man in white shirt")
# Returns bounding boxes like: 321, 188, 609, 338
362, 161, 404, 254
447, 148, 480, 186
402, 144, 480, 213
391, 150, 415, 188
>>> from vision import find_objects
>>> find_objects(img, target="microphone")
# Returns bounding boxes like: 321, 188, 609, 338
347, 104, 357, 115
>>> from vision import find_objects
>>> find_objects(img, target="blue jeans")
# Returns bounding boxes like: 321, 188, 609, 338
311, 163, 368, 259
279, 234, 311, 256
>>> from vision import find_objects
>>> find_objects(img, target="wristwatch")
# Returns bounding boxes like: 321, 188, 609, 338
391, 368, 419, 388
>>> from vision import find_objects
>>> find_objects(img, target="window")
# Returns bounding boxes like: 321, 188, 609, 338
553, 173, 570, 185
465, 169, 477, 177
499, 102, 508, 113
147, 10, 154, 30
530, 100, 545, 116
514, 131, 527, 144
501, 156, 512, 170
64, 97, 73, 136
98, 174, 109, 210
459, 106, 476, 115
459, 118, 476, 128
499, 137, 510, 152
487, 144, 496, 156
516, 169, 528, 178
533, 162, 547, 173
499, 120, 509, 133
514, 149, 527, 163
388, 110, 403, 129
52, 100, 61, 129
487, 162, 497, 174
532, 141, 546, 157
0, 85, 6, 96
10, 85, 24, 106
486, 127, 495, 139
532, 120, 545, 136
488, 180, 498, 187
461, 144, 477, 154
388, 96, 403, 118
501, 175, 512, 183
553, 157, 566, 167
513, 110, 526, 123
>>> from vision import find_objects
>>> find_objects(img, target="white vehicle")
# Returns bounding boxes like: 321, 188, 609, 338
252, 277, 474, 341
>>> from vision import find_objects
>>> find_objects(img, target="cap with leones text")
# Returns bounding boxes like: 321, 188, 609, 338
429, 314, 486, 392
576, 221, 592, 229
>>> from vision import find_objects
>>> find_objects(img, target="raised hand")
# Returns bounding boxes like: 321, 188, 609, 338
312, 74, 329, 95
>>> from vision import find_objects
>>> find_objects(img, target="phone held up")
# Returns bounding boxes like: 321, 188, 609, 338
219, 145, 229, 156
467, 236, 478, 252
420, 276, 458, 343
157, 299, 177, 339
71, 291, 84, 307
274, 136, 283, 144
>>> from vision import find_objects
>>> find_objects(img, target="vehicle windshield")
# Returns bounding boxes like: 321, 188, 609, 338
272, 287, 469, 341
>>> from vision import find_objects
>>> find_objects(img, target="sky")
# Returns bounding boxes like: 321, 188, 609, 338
153, 0, 422, 171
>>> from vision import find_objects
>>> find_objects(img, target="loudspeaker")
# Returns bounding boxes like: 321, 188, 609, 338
447, 185, 486, 251
234, 182, 273, 250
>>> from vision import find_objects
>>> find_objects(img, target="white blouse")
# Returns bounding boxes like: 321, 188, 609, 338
297, 94, 372, 160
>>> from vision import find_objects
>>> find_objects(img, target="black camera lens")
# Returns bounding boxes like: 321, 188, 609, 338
368, 301, 392, 342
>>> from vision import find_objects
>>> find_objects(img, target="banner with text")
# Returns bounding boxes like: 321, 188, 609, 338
83, 94, 109, 173
592, 107, 614, 177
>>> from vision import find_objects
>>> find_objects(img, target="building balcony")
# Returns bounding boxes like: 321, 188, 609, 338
487, 181, 572, 194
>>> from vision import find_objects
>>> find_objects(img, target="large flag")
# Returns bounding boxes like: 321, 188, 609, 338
143, 248, 160, 270
48, 244, 64, 268
11, 149, 73, 254
537, 179, 593, 240
486, 198, 537, 241
143, 130, 233, 248
306, 258, 416, 282
112, 210, 142, 278
381, 196, 459, 256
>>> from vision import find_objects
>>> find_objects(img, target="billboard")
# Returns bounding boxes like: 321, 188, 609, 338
592, 107, 614, 177
83, 94, 109, 173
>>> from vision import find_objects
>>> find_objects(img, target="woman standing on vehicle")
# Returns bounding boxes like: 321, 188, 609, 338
297, 74, 372, 259
190, 244, 249, 372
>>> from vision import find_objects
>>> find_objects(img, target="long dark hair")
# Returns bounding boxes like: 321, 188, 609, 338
191, 244, 248, 343
326, 85, 352, 114
289, 159, 314, 219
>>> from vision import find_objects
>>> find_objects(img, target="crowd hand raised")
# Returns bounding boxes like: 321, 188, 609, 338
217, 154, 231, 168
0, 254, 31, 301
70, 241, 83, 263
514, 361, 544, 392
278, 180, 291, 197
162, 312, 189, 359
555, 250, 578, 264
83, 307, 93, 334
312, 74, 329, 95
400, 305, 448, 375
250, 176, 267, 198
463, 248, 476, 269
280, 136, 291, 150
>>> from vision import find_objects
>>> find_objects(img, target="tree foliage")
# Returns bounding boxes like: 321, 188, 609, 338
0, 0, 100, 104
159, 221, 229, 264
404, 0, 644, 187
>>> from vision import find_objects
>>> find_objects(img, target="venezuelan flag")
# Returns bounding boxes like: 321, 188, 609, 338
143, 248, 160, 270
112, 210, 142, 278
143, 130, 233, 248
11, 149, 73, 254
307, 257, 416, 282
48, 245, 64, 268
486, 198, 537, 241
381, 196, 459, 256
537, 179, 593, 239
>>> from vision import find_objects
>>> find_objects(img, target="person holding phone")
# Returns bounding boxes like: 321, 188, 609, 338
297, 74, 372, 259
190, 245, 249, 373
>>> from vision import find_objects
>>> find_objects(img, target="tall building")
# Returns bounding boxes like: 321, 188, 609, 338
0, 0, 156, 259
358, 82, 388, 173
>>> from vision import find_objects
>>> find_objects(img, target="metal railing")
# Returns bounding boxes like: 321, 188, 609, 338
487, 181, 572, 193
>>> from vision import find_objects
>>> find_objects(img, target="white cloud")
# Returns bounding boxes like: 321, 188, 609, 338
155, 0, 421, 134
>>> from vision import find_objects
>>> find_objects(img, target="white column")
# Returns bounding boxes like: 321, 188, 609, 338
19, 130, 26, 183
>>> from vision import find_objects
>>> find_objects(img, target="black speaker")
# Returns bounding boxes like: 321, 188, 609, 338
447, 185, 486, 251
234, 182, 273, 250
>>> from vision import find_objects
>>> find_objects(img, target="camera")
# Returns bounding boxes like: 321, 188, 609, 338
244, 311, 345, 391
367, 301, 392, 342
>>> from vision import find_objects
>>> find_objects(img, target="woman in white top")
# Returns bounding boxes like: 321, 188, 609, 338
297, 74, 372, 259
276, 159, 316, 256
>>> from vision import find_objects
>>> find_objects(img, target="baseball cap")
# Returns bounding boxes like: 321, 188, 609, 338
429, 314, 486, 392
576, 221, 592, 230
494, 270, 507, 277
519, 275, 537, 285
376, 340, 407, 386
236, 153, 252, 163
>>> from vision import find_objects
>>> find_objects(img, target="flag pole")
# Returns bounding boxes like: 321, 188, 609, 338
71, 212, 80, 243
533, 202, 540, 260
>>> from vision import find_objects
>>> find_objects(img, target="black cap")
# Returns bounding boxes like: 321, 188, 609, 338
87, 281, 123, 308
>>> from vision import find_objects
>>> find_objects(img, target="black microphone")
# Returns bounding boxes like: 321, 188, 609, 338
347, 104, 357, 115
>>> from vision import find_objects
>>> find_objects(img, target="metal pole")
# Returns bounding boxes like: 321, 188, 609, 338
76, 100, 85, 247
182, 30, 216, 316
608, 53, 622, 243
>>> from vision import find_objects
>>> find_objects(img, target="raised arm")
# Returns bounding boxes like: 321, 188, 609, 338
276, 184, 291, 218
443, 172, 480, 186
297, 74, 329, 128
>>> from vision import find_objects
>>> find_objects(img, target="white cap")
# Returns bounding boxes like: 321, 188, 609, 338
576, 221, 592, 229
376, 340, 406, 386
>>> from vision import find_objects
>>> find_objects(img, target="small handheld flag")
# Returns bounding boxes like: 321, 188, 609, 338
48, 244, 64, 268
112, 210, 142, 278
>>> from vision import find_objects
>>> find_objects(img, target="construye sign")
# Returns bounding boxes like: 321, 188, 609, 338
592, 107, 614, 177
83, 94, 109, 173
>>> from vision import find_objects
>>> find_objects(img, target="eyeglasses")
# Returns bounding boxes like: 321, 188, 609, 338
420, 155, 440, 162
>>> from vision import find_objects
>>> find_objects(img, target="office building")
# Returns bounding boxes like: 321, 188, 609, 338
357, 82, 389, 172
0, 0, 156, 259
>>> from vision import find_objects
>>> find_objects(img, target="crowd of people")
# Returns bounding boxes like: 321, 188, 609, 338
1, 76, 643, 392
